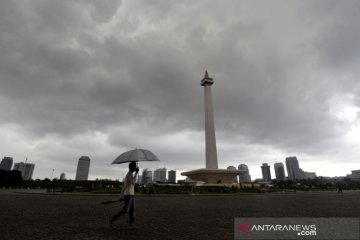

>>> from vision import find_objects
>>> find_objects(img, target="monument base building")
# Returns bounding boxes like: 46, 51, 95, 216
181, 168, 242, 184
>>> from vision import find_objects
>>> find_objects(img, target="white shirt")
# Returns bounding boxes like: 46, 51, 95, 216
120, 171, 138, 196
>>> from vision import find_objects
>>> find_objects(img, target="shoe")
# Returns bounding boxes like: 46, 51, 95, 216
128, 224, 138, 230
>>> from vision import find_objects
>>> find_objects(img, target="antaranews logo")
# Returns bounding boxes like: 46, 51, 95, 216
236, 221, 317, 237
237, 222, 252, 235
235, 217, 359, 240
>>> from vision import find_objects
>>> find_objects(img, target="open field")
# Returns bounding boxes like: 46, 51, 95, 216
0, 190, 359, 240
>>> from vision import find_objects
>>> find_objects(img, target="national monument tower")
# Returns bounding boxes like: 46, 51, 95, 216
181, 71, 241, 184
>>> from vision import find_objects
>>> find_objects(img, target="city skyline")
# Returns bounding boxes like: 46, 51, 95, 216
0, 1, 359, 181
0, 153, 353, 182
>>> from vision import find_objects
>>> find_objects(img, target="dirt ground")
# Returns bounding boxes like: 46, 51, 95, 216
0, 190, 359, 240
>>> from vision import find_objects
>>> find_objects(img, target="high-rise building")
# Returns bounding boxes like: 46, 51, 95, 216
23, 163, 35, 181
141, 169, 153, 185
0, 157, 13, 171
227, 166, 239, 183
168, 170, 176, 183
285, 156, 301, 181
13, 162, 35, 180
60, 173, 66, 180
75, 156, 90, 181
154, 168, 167, 182
274, 163, 286, 182
238, 164, 251, 183
261, 163, 271, 181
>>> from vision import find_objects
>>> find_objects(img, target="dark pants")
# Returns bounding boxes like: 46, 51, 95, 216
111, 195, 135, 224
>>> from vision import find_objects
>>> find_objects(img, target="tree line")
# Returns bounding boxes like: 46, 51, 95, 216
0, 169, 23, 187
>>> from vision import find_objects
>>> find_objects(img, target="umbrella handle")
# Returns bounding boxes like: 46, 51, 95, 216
136, 162, 139, 184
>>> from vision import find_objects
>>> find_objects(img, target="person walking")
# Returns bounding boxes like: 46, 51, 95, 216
108, 161, 139, 229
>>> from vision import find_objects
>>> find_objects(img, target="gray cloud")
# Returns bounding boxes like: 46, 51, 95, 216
0, 1, 359, 179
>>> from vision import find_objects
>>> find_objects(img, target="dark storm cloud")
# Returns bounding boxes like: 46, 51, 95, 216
0, 0, 204, 138
308, 1, 360, 70
0, 0, 359, 179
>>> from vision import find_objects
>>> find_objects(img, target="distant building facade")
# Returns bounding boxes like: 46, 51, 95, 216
168, 170, 176, 183
141, 169, 153, 185
75, 156, 90, 181
285, 156, 301, 181
0, 157, 13, 171
261, 163, 271, 181
154, 168, 167, 182
227, 166, 239, 183
347, 170, 360, 181
238, 164, 251, 183
274, 163, 286, 182
60, 173, 66, 180
13, 162, 35, 180
300, 169, 317, 179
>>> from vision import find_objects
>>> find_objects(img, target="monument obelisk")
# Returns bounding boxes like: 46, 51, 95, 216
181, 71, 241, 184
201, 70, 218, 169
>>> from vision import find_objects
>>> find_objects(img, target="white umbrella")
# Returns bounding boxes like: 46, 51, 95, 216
111, 148, 160, 164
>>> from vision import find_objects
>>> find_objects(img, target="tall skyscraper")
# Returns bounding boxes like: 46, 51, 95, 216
261, 163, 271, 181
227, 166, 239, 183
23, 163, 35, 181
75, 156, 90, 181
154, 168, 167, 182
238, 164, 251, 183
0, 157, 13, 171
274, 163, 286, 181
13, 162, 35, 180
141, 169, 153, 185
168, 170, 176, 183
285, 156, 301, 181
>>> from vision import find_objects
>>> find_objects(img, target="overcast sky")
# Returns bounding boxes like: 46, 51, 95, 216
1, 0, 359, 181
